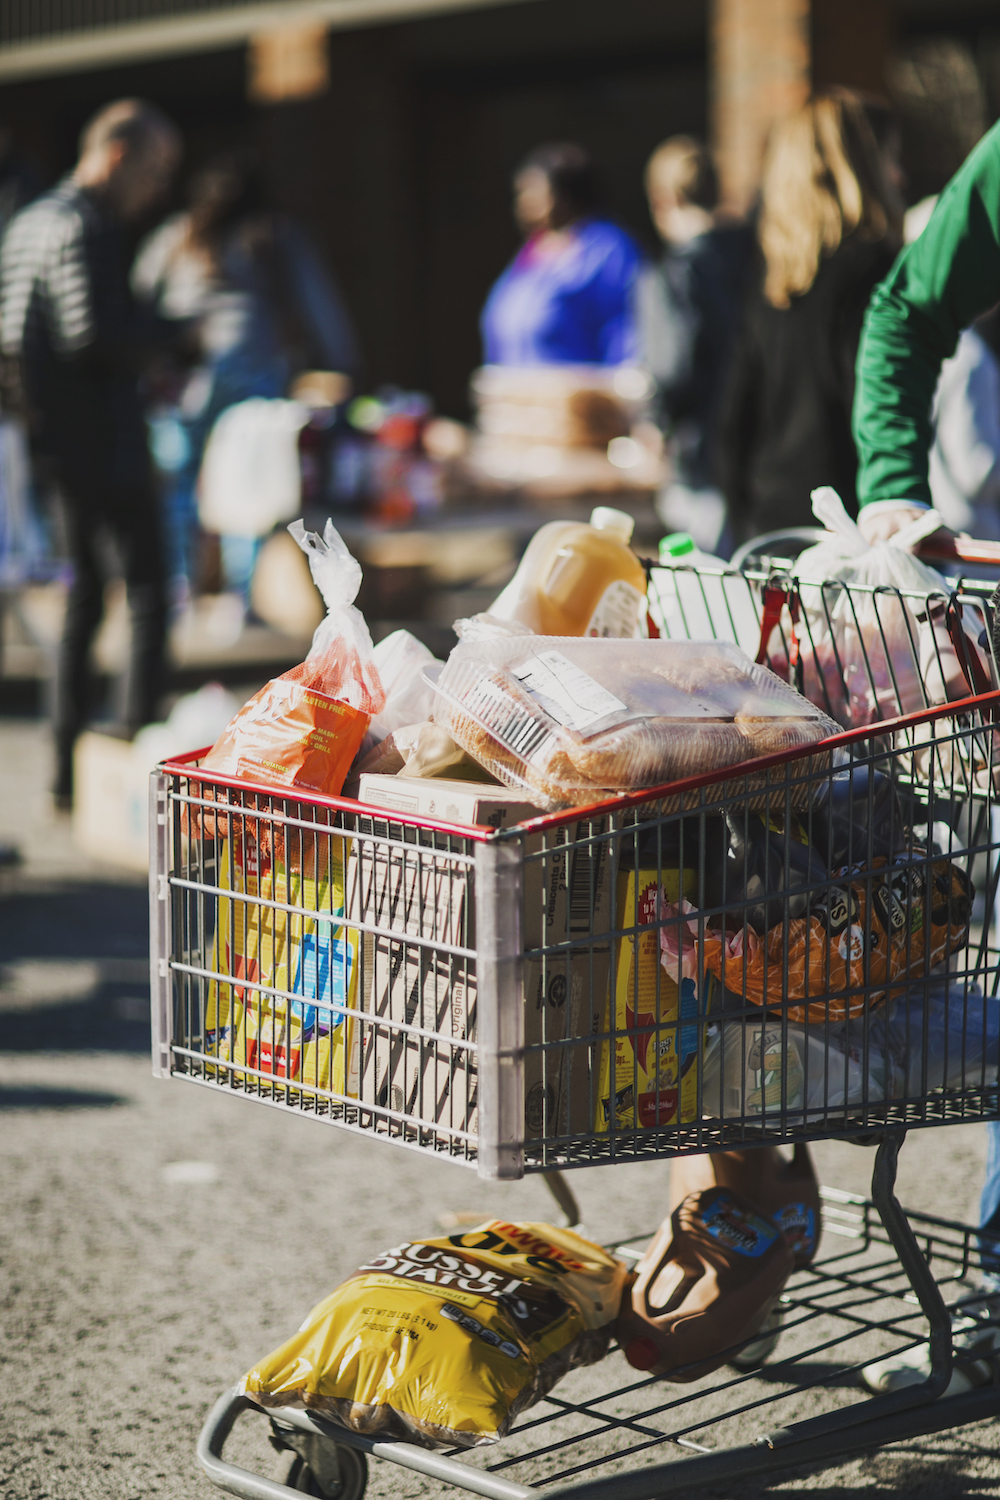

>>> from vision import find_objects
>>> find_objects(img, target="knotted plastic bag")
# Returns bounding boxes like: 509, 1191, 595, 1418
199, 520, 385, 800
795, 489, 985, 728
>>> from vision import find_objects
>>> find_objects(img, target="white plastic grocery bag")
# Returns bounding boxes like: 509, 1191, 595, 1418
795, 488, 981, 727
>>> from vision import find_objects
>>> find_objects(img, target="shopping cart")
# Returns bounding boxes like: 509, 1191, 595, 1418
154, 539, 1000, 1498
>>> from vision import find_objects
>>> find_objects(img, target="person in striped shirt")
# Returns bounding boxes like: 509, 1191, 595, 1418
0, 98, 181, 807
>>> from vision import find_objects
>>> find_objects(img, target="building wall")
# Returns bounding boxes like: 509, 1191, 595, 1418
1, 0, 999, 418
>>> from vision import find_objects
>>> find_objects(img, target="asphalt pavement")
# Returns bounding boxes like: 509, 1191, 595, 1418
2, 715, 1000, 1500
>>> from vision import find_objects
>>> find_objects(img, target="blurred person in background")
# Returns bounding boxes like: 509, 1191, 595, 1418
0, 98, 181, 810
636, 135, 754, 553
851, 114, 1000, 1340
0, 124, 44, 588
0, 125, 42, 241
132, 151, 360, 606
717, 89, 904, 544
884, 195, 1000, 542
481, 143, 641, 367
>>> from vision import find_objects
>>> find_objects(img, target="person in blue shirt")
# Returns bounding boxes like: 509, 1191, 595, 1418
481, 143, 641, 367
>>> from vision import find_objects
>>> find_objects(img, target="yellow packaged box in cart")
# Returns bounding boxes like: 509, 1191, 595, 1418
205, 832, 360, 1098
596, 862, 697, 1133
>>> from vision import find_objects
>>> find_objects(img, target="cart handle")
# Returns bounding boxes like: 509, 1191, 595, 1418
918, 534, 1000, 567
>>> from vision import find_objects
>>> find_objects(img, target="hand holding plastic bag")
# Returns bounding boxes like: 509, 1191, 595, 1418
796, 488, 983, 727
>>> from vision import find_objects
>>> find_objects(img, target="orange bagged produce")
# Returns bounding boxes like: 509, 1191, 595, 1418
662, 855, 971, 1024
199, 521, 385, 800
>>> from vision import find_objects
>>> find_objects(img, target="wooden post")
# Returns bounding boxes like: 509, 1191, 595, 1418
711, 0, 810, 214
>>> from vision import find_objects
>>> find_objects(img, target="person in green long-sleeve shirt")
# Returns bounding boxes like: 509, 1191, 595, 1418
854, 123, 1000, 1298
854, 118, 1000, 538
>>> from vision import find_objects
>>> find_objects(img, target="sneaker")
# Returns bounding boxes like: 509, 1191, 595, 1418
730, 1307, 783, 1370
860, 1288, 1000, 1397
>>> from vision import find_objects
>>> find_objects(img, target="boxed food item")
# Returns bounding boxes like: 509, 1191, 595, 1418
352, 775, 611, 1142
430, 637, 838, 810
596, 860, 698, 1134
204, 829, 362, 1099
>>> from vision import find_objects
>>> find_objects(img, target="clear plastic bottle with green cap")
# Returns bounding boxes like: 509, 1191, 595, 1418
489, 505, 647, 637
648, 531, 760, 653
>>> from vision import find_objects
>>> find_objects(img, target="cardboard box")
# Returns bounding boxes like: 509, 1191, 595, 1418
73, 731, 151, 872
522, 828, 612, 1140
352, 775, 610, 1144
356, 775, 540, 832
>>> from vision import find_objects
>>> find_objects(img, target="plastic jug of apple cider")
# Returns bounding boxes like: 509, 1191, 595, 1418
614, 1187, 794, 1380
489, 506, 647, 637
666, 1144, 821, 1269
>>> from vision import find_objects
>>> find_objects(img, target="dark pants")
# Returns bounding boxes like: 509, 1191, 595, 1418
53, 479, 167, 799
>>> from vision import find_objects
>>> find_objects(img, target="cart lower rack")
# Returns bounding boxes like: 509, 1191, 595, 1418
198, 1137, 1000, 1500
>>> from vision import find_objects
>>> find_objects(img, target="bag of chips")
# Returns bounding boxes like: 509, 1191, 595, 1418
242, 1220, 628, 1449
662, 855, 972, 1023
199, 520, 385, 800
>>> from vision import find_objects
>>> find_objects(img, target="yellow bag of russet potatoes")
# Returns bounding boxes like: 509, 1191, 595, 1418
204, 832, 359, 1098
242, 1220, 628, 1449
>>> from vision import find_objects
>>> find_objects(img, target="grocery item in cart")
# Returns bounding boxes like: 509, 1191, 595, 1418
204, 831, 360, 1098
662, 854, 973, 1023
700, 1013, 892, 1120
368, 630, 442, 744
353, 721, 498, 783
882, 973, 999, 1096
795, 489, 989, 729
699, 970, 997, 1119
648, 533, 761, 655
489, 506, 647, 638
242, 1220, 629, 1448
596, 853, 698, 1133
667, 1146, 821, 1268
198, 521, 385, 799
616, 1187, 794, 1379
704, 810, 827, 933
809, 765, 903, 870
430, 636, 838, 810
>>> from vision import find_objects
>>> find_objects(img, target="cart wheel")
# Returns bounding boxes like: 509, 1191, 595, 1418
286, 1443, 368, 1500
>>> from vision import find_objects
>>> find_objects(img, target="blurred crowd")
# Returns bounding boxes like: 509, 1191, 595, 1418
2, 86, 1000, 804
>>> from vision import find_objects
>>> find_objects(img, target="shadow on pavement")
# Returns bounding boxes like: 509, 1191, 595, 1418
0, 882, 148, 963
1, 880, 151, 1052
0, 1085, 126, 1109
0, 995, 151, 1051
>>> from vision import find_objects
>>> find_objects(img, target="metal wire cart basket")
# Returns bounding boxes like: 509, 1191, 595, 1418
154, 541, 1000, 1499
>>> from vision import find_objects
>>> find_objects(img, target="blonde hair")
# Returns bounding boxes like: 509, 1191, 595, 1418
645, 136, 718, 211
759, 89, 900, 308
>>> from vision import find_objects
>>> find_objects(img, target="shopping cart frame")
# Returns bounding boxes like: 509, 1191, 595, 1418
171, 543, 1000, 1499
196, 1136, 1000, 1500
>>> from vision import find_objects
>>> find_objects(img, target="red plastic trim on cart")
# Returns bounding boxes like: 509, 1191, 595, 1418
159, 683, 1000, 842
157, 746, 501, 843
